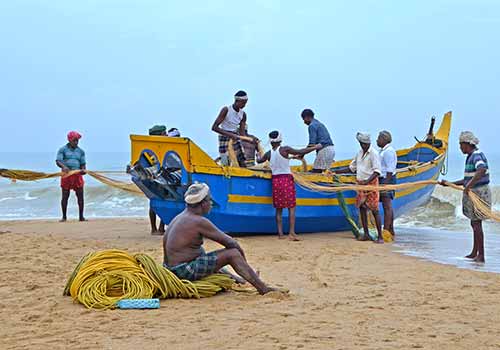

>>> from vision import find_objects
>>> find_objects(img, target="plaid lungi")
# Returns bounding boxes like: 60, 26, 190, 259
313, 145, 335, 170
272, 174, 297, 209
164, 249, 219, 281
463, 185, 491, 221
356, 177, 380, 211
218, 135, 247, 167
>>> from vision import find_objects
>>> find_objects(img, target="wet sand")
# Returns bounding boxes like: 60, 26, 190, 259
1, 218, 500, 349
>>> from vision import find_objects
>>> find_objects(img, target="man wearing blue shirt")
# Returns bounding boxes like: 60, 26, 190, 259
56, 131, 87, 222
441, 131, 491, 262
301, 109, 335, 173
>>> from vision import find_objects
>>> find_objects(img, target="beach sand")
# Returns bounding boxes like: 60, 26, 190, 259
1, 219, 499, 350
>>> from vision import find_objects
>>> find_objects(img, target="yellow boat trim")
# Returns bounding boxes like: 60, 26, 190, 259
228, 195, 356, 206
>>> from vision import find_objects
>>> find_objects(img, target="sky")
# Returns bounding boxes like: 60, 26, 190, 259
0, 0, 499, 161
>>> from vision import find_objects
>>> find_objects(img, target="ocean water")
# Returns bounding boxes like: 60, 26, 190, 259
1, 151, 500, 272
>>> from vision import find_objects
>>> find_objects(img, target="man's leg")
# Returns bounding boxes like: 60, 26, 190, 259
149, 208, 158, 233
381, 196, 395, 236
60, 189, 70, 222
372, 209, 384, 244
276, 208, 284, 239
472, 220, 485, 262
215, 248, 276, 295
159, 219, 166, 233
465, 220, 478, 259
233, 140, 247, 167
288, 207, 300, 241
359, 206, 370, 240
75, 187, 86, 221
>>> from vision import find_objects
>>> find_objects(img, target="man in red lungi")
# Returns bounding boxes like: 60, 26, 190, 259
257, 131, 320, 240
56, 131, 87, 222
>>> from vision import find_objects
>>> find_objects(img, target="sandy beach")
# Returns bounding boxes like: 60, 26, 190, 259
1, 218, 499, 350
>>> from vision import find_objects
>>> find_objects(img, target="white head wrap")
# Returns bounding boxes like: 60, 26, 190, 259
168, 128, 180, 137
459, 131, 479, 145
356, 132, 371, 144
269, 131, 282, 143
235, 95, 248, 101
184, 182, 210, 204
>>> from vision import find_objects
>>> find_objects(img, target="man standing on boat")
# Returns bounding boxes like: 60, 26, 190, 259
301, 109, 335, 173
257, 131, 320, 240
148, 125, 167, 234
212, 90, 257, 167
163, 182, 278, 295
440, 131, 491, 263
377, 130, 397, 238
56, 131, 86, 222
337, 132, 383, 243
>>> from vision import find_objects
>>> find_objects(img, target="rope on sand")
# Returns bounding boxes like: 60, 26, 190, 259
63, 249, 236, 309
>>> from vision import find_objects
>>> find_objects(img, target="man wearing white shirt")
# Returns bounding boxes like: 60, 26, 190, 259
377, 131, 397, 238
337, 132, 383, 243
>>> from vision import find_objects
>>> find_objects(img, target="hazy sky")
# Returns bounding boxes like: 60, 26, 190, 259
1, 1, 498, 160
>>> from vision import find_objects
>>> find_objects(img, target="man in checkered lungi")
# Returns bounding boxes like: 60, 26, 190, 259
212, 90, 258, 167
163, 183, 277, 295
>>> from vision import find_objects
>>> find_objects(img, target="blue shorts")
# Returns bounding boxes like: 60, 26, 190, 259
379, 176, 396, 201
164, 250, 218, 281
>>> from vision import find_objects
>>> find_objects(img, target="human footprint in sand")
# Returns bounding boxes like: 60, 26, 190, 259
257, 131, 320, 241
163, 183, 279, 295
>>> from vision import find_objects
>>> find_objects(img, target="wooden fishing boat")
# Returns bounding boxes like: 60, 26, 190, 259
129, 112, 451, 234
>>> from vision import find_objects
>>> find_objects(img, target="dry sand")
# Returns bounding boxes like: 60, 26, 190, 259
1, 218, 500, 350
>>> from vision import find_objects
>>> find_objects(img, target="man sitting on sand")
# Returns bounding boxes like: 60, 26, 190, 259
257, 131, 320, 240
163, 182, 277, 295
440, 131, 491, 263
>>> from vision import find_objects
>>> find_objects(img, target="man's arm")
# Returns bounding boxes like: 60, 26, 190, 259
239, 113, 247, 137
280, 145, 320, 158
308, 125, 318, 146
199, 217, 246, 259
80, 150, 87, 174
256, 150, 271, 163
211, 107, 239, 139
464, 168, 486, 192
56, 148, 69, 173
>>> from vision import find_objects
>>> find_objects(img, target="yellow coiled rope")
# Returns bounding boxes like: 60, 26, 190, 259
63, 249, 236, 309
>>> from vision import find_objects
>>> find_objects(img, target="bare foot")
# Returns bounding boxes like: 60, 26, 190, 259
278, 234, 285, 240
357, 235, 369, 241
288, 234, 301, 241
374, 238, 384, 244
474, 255, 485, 263
59, 218, 67, 222
151, 230, 163, 236
79, 218, 87, 222
465, 253, 477, 259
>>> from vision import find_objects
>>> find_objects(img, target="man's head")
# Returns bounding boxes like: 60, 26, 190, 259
459, 131, 479, 154
234, 90, 248, 109
168, 128, 180, 137
268, 130, 282, 147
149, 125, 167, 136
67, 131, 82, 148
356, 132, 371, 152
301, 109, 315, 125
184, 182, 212, 214
377, 130, 392, 148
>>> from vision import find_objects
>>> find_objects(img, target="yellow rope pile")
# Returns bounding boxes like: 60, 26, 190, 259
63, 249, 236, 309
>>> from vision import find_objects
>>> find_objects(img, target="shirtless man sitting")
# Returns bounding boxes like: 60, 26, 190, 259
162, 182, 277, 295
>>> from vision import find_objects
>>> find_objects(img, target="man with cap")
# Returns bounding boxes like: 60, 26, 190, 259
300, 108, 335, 173
56, 131, 87, 222
163, 182, 278, 294
212, 90, 257, 167
377, 130, 397, 237
440, 131, 491, 262
257, 131, 320, 240
337, 132, 383, 242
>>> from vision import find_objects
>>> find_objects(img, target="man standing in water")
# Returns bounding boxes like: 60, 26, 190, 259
163, 183, 277, 295
56, 131, 86, 222
212, 90, 257, 167
441, 131, 491, 262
